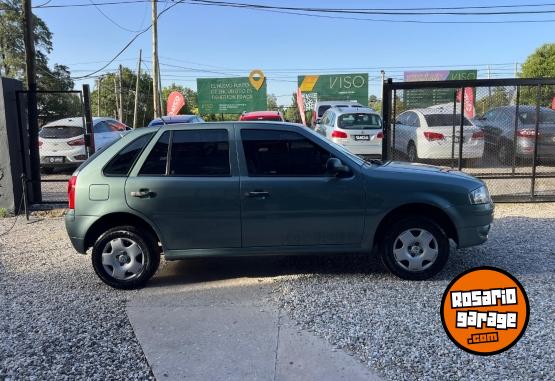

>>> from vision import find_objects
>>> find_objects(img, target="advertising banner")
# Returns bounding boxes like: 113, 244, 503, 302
297, 73, 369, 111
197, 76, 267, 114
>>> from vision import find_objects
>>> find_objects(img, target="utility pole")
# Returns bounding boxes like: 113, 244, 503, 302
133, 49, 142, 128
514, 62, 519, 78
152, 0, 161, 118
113, 76, 119, 119
487, 65, 492, 106
380, 70, 385, 117
97, 76, 102, 115
22, 0, 41, 203
118, 64, 124, 122
158, 59, 164, 115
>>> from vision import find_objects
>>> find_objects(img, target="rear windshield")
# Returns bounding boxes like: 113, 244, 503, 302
338, 113, 382, 129
39, 125, 83, 139
518, 110, 555, 124
424, 114, 472, 127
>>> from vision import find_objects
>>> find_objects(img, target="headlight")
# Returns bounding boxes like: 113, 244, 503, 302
469, 185, 490, 205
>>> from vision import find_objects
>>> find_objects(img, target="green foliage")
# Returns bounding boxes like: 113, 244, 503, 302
267, 94, 278, 110
283, 93, 301, 123
520, 43, 555, 107
91, 67, 154, 127
0, 208, 8, 218
161, 83, 198, 115
368, 95, 382, 114
475, 87, 510, 116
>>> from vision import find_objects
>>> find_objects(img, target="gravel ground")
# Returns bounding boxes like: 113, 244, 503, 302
277, 203, 555, 381
0, 217, 154, 380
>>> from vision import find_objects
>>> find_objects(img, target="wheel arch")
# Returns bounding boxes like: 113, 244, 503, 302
84, 212, 163, 253
373, 203, 458, 247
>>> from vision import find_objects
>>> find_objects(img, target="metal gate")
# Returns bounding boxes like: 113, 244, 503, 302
382, 78, 555, 202
15, 87, 94, 205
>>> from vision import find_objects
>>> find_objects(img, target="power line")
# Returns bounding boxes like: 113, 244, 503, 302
88, 0, 143, 32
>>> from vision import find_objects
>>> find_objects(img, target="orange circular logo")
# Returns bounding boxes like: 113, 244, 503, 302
441, 267, 529, 356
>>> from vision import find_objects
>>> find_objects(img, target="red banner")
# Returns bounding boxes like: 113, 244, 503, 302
456, 87, 475, 119
551, 97, 555, 110
297, 87, 306, 126
167, 91, 186, 116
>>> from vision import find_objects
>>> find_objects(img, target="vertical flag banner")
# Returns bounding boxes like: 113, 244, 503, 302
297, 87, 306, 126
167, 91, 186, 116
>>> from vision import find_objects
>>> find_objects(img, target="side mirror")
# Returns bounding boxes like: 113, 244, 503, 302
326, 158, 350, 177
315, 118, 322, 124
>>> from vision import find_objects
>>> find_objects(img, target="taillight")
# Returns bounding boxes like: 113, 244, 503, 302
376, 131, 384, 139
517, 129, 536, 138
68, 176, 77, 209
67, 137, 85, 146
423, 131, 445, 141
331, 130, 348, 139
471, 131, 484, 139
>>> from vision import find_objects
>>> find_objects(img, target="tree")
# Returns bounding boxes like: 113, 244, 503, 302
284, 93, 301, 123
161, 84, 198, 115
267, 94, 278, 110
520, 43, 555, 106
475, 87, 510, 116
91, 67, 154, 126
1, 1, 80, 125
368, 95, 382, 114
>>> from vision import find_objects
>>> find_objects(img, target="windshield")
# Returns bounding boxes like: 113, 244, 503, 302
424, 114, 472, 127
518, 109, 555, 124
338, 113, 382, 129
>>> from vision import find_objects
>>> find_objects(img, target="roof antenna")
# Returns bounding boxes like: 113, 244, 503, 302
159, 115, 168, 126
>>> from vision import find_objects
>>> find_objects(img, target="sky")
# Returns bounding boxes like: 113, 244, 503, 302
32, 0, 555, 106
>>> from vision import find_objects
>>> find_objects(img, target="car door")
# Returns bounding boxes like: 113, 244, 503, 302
125, 125, 241, 250
237, 125, 365, 247
480, 109, 499, 149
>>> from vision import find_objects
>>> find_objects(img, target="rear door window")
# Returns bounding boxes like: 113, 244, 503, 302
169, 130, 230, 176
424, 114, 472, 127
139, 132, 170, 175
39, 126, 83, 139
103, 133, 154, 176
318, 105, 331, 117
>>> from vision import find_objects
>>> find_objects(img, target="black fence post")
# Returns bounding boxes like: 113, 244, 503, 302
382, 79, 392, 160
451, 89, 457, 169
530, 84, 541, 198
458, 88, 465, 170
511, 86, 520, 175
82, 84, 95, 156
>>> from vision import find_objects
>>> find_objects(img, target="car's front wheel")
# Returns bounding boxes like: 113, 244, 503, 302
407, 142, 418, 162
380, 217, 449, 280
91, 226, 160, 289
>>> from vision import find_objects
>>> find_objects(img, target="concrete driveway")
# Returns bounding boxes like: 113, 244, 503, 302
127, 257, 382, 381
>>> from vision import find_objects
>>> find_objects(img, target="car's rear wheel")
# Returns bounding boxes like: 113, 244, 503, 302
91, 226, 160, 289
380, 217, 449, 280
407, 142, 418, 162
497, 140, 514, 165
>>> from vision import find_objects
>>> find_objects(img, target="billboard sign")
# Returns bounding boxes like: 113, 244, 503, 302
403, 70, 477, 109
197, 76, 267, 114
297, 73, 369, 111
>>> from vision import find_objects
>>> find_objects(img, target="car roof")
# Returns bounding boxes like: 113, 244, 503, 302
316, 100, 362, 106
42, 116, 116, 128
330, 106, 378, 115
241, 110, 281, 116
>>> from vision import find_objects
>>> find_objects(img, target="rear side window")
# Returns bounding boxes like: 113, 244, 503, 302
338, 113, 381, 129
169, 130, 230, 176
140, 132, 170, 175
241, 130, 331, 176
318, 105, 331, 117
104, 133, 154, 176
39, 126, 83, 139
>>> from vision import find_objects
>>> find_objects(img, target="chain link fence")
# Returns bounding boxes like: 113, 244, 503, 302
383, 78, 555, 201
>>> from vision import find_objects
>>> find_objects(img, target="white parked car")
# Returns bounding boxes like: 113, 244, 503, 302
39, 117, 131, 172
315, 107, 383, 158
393, 109, 484, 163
311, 100, 365, 127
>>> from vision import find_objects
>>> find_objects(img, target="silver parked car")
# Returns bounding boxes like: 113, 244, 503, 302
315, 107, 383, 158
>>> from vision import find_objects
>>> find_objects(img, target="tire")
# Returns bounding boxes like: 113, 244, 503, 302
41, 167, 54, 174
91, 225, 160, 289
407, 142, 418, 162
380, 217, 449, 280
463, 158, 481, 168
497, 141, 513, 165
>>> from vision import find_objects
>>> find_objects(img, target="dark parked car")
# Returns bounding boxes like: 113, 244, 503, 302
473, 106, 555, 164
65, 122, 493, 289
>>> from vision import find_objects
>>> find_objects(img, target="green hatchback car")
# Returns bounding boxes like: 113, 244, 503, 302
65, 122, 494, 289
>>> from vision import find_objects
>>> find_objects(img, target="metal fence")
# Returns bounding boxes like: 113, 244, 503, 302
16, 88, 93, 204
382, 78, 555, 202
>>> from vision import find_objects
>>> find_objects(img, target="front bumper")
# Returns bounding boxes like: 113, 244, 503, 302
447, 201, 495, 248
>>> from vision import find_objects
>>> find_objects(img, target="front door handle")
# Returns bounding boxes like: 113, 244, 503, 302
246, 191, 270, 199
131, 189, 153, 198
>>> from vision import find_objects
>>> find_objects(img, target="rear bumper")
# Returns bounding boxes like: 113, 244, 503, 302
418, 143, 484, 159
65, 210, 99, 254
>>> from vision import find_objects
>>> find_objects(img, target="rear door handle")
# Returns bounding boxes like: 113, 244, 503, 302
131, 189, 153, 198
246, 191, 270, 199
